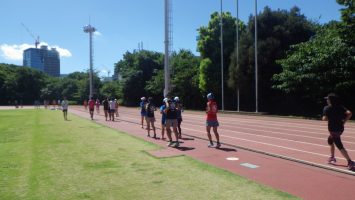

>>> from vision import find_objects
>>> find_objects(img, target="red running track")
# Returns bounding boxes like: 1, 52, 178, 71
69, 106, 355, 200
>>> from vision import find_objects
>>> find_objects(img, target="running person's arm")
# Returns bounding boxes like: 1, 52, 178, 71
344, 109, 352, 124
206, 102, 210, 113
322, 106, 328, 121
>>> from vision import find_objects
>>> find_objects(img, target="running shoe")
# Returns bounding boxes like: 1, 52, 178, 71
167, 141, 174, 147
328, 156, 336, 164
348, 161, 355, 170
216, 142, 221, 149
174, 141, 180, 148
208, 143, 214, 148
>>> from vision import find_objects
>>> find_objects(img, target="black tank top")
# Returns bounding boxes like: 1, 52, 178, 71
166, 102, 177, 119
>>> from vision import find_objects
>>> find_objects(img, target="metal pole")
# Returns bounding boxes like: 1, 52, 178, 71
164, 0, 170, 97
83, 24, 96, 99
236, 0, 240, 112
220, 0, 224, 111
254, 0, 258, 113
89, 31, 93, 99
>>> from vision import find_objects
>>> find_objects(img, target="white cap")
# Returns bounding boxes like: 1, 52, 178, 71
141, 97, 146, 101
174, 96, 179, 101
163, 98, 168, 103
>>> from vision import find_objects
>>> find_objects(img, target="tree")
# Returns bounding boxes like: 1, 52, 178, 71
197, 12, 237, 105
115, 50, 164, 106
170, 50, 203, 109
273, 23, 355, 115
228, 6, 316, 111
336, 0, 355, 45
100, 81, 121, 99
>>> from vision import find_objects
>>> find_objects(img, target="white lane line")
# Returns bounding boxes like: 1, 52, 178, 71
110, 110, 355, 153
74, 109, 354, 174
164, 112, 355, 140
179, 126, 347, 161
226, 157, 239, 161
181, 114, 355, 140
181, 111, 355, 132
186, 120, 355, 145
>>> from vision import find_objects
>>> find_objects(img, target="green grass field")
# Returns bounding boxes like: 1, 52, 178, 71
0, 109, 298, 200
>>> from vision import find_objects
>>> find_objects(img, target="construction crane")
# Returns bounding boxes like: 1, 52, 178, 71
21, 23, 40, 48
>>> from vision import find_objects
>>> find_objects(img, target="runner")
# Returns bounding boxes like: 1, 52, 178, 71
102, 97, 109, 121
88, 97, 95, 120
140, 97, 147, 128
109, 98, 116, 121
174, 96, 183, 139
160, 98, 168, 140
61, 96, 69, 120
205, 93, 221, 148
322, 93, 354, 170
115, 99, 119, 117
95, 98, 100, 114
164, 98, 180, 147
145, 97, 157, 138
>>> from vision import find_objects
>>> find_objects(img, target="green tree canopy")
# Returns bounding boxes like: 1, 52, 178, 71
115, 50, 164, 106
273, 23, 355, 115
228, 6, 316, 111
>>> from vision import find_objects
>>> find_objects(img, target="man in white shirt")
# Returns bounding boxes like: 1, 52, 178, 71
61, 97, 69, 120
109, 98, 116, 121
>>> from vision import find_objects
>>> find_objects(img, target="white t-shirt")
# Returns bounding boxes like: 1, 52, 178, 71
109, 100, 116, 109
61, 100, 69, 110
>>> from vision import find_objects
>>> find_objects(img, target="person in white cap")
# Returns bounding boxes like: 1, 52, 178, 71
205, 93, 221, 148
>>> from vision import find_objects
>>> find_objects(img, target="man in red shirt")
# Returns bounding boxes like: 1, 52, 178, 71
88, 97, 95, 120
206, 93, 221, 148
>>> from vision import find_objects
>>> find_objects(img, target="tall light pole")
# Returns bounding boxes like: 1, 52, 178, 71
220, 0, 225, 111
164, 0, 172, 97
236, 0, 240, 112
83, 24, 96, 99
254, 0, 259, 113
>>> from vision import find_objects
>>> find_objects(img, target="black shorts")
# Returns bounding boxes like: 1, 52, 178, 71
89, 108, 94, 112
62, 109, 68, 112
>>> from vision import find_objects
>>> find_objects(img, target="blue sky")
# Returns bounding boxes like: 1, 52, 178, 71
0, 0, 343, 77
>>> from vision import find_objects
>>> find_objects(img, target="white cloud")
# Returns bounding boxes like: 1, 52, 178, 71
0, 43, 32, 60
0, 42, 72, 61
94, 31, 102, 36
51, 45, 72, 57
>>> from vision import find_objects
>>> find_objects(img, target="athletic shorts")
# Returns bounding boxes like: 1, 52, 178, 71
62, 109, 68, 112
110, 109, 115, 113
89, 108, 94, 112
330, 131, 343, 137
166, 119, 178, 127
161, 118, 166, 125
206, 120, 219, 127
141, 112, 147, 117
146, 117, 156, 122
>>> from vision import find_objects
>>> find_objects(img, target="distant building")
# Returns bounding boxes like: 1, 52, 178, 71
23, 45, 60, 77
112, 71, 121, 81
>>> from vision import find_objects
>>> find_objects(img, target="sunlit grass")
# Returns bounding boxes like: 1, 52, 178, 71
0, 109, 298, 200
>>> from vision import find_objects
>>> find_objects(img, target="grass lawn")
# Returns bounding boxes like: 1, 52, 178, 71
0, 109, 299, 200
